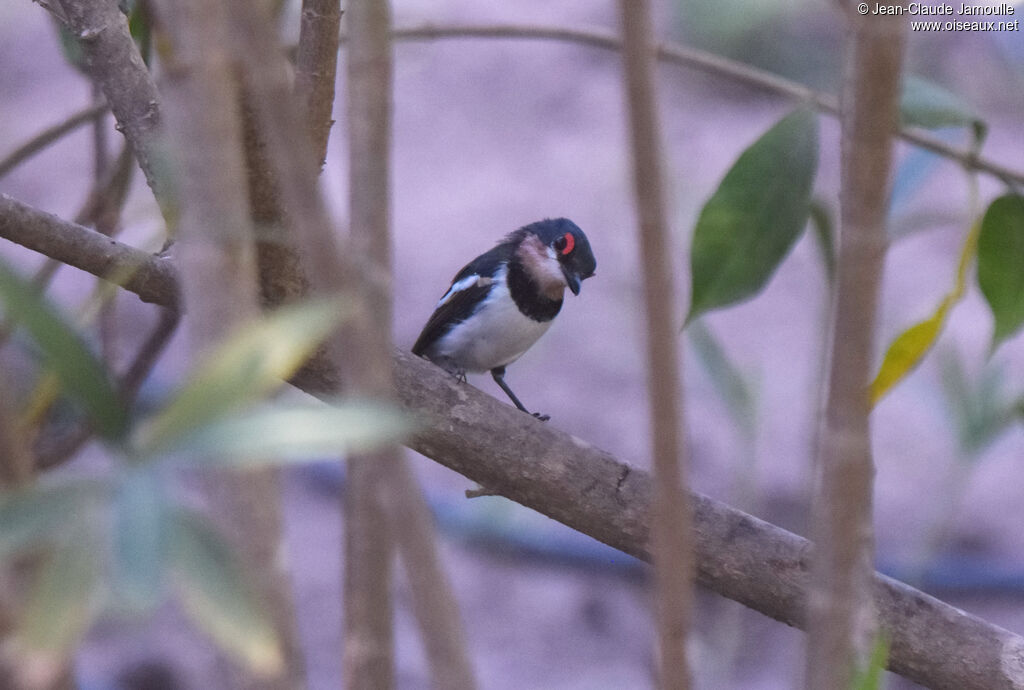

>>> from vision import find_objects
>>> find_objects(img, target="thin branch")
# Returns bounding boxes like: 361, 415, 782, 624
806, 9, 907, 689
0, 103, 108, 180
154, 0, 303, 686
361, 23, 1024, 189
3, 203, 1024, 689
0, 195, 178, 309
34, 306, 179, 471
345, 1, 399, 687
0, 369, 33, 486
294, 0, 342, 168
0, 142, 134, 351
55, 0, 174, 221
618, 2, 693, 688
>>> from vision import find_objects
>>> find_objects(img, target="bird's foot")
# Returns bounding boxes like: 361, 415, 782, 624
532, 412, 550, 422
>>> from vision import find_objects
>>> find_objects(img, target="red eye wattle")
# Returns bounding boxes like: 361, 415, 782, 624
560, 232, 575, 255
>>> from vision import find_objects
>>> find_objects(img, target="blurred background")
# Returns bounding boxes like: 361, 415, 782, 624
2, 0, 1024, 688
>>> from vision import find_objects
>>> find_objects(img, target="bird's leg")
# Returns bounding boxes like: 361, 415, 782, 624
490, 366, 549, 421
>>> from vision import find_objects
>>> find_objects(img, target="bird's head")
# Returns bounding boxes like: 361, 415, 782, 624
516, 218, 596, 297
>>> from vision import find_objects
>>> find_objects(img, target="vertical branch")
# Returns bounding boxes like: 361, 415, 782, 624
154, 3, 304, 688
54, 0, 174, 222
294, 0, 343, 169
344, 2, 397, 688
805, 6, 907, 690
617, 2, 694, 689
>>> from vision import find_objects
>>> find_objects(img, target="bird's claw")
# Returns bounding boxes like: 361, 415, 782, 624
532, 412, 550, 422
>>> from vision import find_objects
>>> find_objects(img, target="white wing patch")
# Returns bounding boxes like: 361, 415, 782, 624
437, 274, 494, 308
431, 265, 553, 373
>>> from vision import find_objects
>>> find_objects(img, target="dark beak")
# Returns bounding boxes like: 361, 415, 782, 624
563, 266, 583, 296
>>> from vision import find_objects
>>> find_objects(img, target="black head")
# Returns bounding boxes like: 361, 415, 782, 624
521, 218, 597, 295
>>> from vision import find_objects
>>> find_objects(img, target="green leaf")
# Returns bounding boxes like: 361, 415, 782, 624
686, 109, 819, 324
850, 634, 890, 690
135, 297, 351, 457
168, 509, 283, 676
164, 400, 409, 468
111, 468, 167, 613
0, 480, 107, 559
900, 75, 987, 146
978, 195, 1024, 350
870, 219, 980, 406
16, 533, 103, 676
0, 258, 128, 440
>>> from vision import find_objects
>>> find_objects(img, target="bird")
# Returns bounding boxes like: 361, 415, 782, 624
412, 218, 597, 421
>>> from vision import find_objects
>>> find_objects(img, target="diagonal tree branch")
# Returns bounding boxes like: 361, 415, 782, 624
4, 196, 1024, 689
367, 23, 1024, 189
55, 0, 174, 222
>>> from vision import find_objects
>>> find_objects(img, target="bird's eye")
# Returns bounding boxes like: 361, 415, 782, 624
554, 232, 575, 255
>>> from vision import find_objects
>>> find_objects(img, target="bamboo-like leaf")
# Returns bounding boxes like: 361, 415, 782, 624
135, 297, 351, 457
688, 321, 757, 442
168, 509, 283, 676
686, 109, 819, 324
111, 468, 167, 613
870, 219, 980, 406
977, 195, 1024, 350
0, 480, 107, 559
900, 75, 986, 145
164, 400, 409, 468
0, 258, 128, 440
16, 534, 103, 682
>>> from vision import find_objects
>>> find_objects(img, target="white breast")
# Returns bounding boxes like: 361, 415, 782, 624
431, 265, 553, 373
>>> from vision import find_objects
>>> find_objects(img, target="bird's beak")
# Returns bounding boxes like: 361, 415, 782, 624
563, 267, 583, 296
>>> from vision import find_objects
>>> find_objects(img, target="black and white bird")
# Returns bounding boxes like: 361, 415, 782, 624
412, 218, 597, 420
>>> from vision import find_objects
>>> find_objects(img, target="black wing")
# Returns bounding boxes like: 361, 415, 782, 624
412, 242, 514, 357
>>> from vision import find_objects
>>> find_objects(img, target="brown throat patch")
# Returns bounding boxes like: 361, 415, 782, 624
516, 234, 567, 301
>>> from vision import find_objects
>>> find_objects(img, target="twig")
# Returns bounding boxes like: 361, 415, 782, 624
3, 203, 1024, 688
294, 0, 342, 168
361, 23, 1024, 189
805, 9, 907, 690
0, 143, 134, 351
0, 103, 108, 180
34, 306, 179, 471
0, 369, 33, 486
618, 3, 693, 689
55, 0, 174, 222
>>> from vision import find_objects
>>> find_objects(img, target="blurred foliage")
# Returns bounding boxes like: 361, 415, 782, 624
0, 266, 408, 682
940, 348, 1023, 460
673, 0, 841, 92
